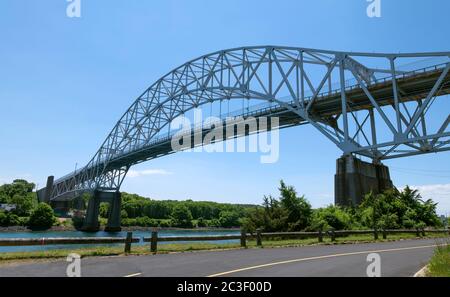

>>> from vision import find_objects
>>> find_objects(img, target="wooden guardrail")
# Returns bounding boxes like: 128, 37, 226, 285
141, 228, 449, 253
0, 233, 140, 253
0, 228, 448, 254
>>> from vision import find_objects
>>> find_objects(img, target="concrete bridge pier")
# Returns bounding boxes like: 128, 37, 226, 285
334, 155, 393, 206
104, 191, 122, 232
82, 190, 122, 232
82, 193, 101, 232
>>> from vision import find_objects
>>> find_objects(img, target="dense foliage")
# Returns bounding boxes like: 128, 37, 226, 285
28, 203, 56, 229
242, 181, 443, 232
0, 179, 445, 231
241, 181, 312, 232
95, 192, 255, 228
0, 179, 37, 216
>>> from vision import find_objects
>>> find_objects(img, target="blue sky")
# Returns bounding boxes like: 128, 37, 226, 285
0, 0, 449, 214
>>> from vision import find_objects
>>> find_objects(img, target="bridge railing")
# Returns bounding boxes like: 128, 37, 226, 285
1, 228, 448, 254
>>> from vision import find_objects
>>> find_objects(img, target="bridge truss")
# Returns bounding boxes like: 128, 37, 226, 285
39, 46, 450, 202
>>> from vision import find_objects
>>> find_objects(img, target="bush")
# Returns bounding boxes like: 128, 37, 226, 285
72, 216, 84, 229
0, 211, 7, 226
136, 216, 158, 227
311, 205, 353, 231
121, 218, 135, 227
0, 211, 23, 227
158, 219, 172, 228
218, 211, 241, 228
6, 213, 21, 226
28, 203, 56, 229
19, 216, 29, 226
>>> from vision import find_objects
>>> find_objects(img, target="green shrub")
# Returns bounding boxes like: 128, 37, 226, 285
0, 211, 24, 227
311, 205, 353, 230
136, 216, 158, 227
158, 219, 172, 228
72, 216, 84, 229
0, 211, 7, 226
28, 203, 56, 229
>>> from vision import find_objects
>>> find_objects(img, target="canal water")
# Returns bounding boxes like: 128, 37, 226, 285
0, 229, 240, 253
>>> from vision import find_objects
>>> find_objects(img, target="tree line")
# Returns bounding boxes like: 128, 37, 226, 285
100, 193, 254, 228
0, 179, 447, 231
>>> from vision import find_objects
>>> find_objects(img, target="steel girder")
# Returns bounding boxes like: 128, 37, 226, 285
47, 46, 450, 201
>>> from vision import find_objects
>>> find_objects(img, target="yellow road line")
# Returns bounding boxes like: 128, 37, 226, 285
207, 243, 447, 277
124, 272, 142, 277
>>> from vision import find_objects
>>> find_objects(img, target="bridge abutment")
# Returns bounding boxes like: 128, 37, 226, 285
334, 155, 393, 206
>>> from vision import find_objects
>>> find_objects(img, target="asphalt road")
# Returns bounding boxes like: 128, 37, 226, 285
0, 238, 447, 277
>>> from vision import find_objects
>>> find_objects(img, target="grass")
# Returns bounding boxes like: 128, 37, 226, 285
0, 232, 448, 263
427, 240, 450, 277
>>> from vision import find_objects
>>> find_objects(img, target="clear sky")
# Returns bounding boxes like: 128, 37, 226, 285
0, 0, 449, 215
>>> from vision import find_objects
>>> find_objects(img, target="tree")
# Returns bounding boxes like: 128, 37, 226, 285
279, 180, 312, 231
0, 180, 37, 216
28, 203, 56, 229
359, 187, 441, 229
242, 181, 313, 232
171, 205, 194, 228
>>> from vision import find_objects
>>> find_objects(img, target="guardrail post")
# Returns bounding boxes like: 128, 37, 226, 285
124, 232, 132, 253
416, 228, 420, 237
256, 229, 262, 247
240, 229, 247, 248
421, 228, 426, 237
150, 229, 158, 253
330, 230, 335, 242
318, 230, 323, 243
382, 229, 387, 240
374, 229, 379, 240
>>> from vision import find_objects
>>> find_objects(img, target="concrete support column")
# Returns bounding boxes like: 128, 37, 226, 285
37, 176, 54, 203
81, 190, 122, 232
44, 176, 54, 203
105, 191, 122, 232
335, 155, 393, 206
82, 192, 101, 232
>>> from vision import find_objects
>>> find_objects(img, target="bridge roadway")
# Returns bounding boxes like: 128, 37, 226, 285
0, 238, 446, 277
49, 63, 450, 202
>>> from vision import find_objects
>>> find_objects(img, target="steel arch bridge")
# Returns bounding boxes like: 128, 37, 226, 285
38, 46, 450, 231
